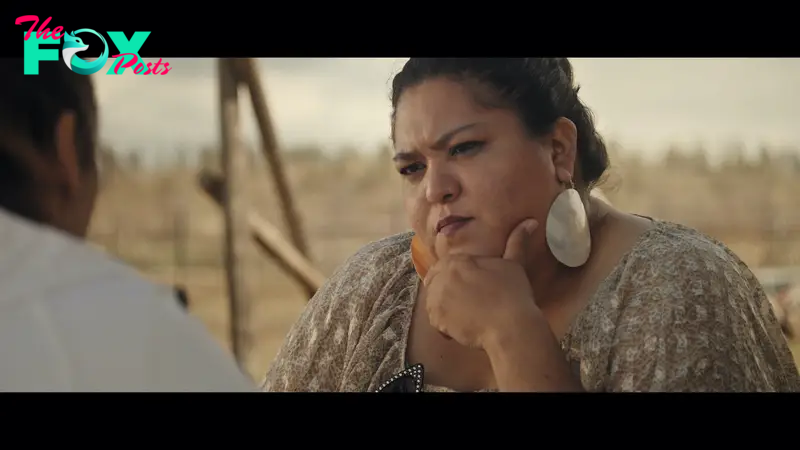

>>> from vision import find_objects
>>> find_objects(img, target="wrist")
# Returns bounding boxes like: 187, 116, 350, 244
483, 306, 549, 360
482, 307, 583, 392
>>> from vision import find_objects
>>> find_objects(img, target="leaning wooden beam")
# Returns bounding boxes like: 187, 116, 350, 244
230, 58, 311, 260
218, 58, 252, 365
198, 171, 327, 298
248, 213, 327, 297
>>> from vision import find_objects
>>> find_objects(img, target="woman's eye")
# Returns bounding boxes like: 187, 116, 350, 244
449, 141, 483, 156
399, 162, 425, 176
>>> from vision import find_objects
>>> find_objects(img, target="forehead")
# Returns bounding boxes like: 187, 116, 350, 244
393, 77, 493, 150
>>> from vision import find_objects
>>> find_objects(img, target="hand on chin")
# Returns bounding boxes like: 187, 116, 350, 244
435, 231, 508, 260
414, 224, 509, 280
422, 218, 541, 349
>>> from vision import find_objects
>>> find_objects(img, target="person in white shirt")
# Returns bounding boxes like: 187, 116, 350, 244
0, 59, 255, 392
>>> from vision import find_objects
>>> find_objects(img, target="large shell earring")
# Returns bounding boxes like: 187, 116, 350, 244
545, 178, 591, 268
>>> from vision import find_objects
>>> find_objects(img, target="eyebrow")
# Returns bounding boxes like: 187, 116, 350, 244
392, 122, 480, 163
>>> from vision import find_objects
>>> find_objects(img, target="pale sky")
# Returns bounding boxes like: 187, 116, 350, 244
91, 58, 800, 165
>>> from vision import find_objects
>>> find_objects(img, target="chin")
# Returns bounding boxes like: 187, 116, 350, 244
435, 238, 505, 259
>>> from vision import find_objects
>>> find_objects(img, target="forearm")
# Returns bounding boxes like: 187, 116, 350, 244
484, 313, 584, 392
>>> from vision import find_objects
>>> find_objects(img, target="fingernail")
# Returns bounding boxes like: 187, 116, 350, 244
525, 219, 538, 234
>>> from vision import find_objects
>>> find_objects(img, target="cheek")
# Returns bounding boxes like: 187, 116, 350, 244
403, 187, 427, 236
472, 159, 555, 227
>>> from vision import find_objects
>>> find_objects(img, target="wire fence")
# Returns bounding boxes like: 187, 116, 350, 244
88, 207, 800, 288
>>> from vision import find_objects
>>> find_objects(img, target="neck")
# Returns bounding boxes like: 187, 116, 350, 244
525, 255, 577, 309
525, 197, 610, 306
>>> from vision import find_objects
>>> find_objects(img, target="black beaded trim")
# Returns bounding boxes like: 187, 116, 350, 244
374, 363, 424, 393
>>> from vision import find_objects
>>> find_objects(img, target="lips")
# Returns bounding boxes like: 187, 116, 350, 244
435, 216, 472, 234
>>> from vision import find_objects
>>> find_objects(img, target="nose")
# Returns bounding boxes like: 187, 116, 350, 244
424, 163, 461, 204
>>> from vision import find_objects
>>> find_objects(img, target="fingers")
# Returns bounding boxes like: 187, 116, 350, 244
423, 261, 442, 287
411, 235, 436, 279
424, 253, 481, 286
503, 218, 538, 264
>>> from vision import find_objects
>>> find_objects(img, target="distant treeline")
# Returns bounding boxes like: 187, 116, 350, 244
96, 141, 800, 175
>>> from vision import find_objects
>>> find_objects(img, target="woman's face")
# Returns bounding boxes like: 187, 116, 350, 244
392, 77, 577, 262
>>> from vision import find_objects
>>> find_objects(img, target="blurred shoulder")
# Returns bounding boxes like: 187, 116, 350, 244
630, 220, 756, 276
0, 207, 174, 307
332, 231, 415, 286
634, 220, 752, 270
617, 219, 766, 309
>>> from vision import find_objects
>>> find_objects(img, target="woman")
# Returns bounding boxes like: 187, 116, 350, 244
262, 58, 800, 392
0, 59, 254, 391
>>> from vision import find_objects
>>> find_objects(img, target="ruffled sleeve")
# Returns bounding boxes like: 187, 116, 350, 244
261, 233, 415, 392
605, 236, 800, 392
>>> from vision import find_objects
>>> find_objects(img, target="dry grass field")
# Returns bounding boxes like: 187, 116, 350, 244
87, 144, 800, 381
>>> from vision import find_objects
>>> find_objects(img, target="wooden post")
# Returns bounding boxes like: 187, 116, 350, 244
173, 190, 188, 288
218, 59, 251, 365
231, 59, 310, 261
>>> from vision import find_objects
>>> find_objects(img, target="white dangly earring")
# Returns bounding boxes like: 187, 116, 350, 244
545, 178, 591, 268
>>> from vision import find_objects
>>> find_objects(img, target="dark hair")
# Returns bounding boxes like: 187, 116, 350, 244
390, 58, 609, 190
0, 58, 97, 221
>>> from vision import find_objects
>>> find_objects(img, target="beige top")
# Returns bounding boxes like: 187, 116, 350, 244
261, 220, 800, 392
